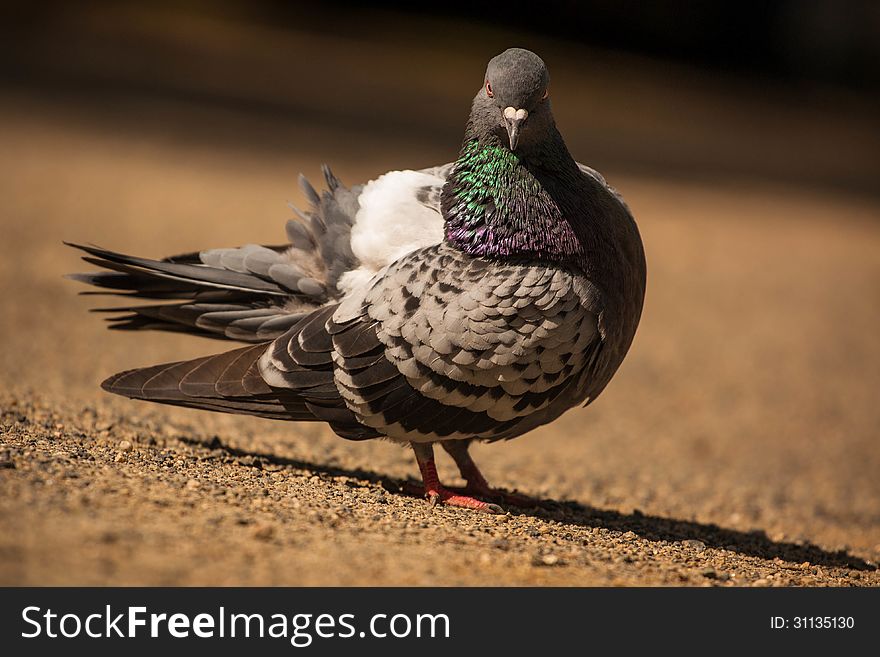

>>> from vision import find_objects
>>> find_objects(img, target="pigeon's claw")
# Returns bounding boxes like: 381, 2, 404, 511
425, 487, 503, 514
411, 442, 503, 514
441, 439, 541, 509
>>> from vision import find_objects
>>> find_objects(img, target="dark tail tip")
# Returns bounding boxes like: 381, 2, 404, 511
100, 371, 125, 394
322, 164, 342, 191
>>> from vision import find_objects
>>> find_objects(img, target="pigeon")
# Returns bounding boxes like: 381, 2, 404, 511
68, 48, 646, 513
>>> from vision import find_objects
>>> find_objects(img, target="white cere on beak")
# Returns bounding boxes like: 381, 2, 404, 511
503, 107, 529, 121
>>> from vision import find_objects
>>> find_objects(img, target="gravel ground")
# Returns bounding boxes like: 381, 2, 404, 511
1, 391, 877, 586
1, 77, 879, 586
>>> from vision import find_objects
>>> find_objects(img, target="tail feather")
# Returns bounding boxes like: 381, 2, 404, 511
67, 243, 289, 296
99, 341, 379, 439
67, 242, 299, 342
182, 343, 270, 397
67, 271, 204, 298
66, 167, 364, 343
101, 344, 313, 420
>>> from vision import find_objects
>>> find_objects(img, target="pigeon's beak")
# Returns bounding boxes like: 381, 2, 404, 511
503, 107, 528, 151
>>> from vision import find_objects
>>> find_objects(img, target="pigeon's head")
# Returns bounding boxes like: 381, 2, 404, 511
476, 48, 552, 151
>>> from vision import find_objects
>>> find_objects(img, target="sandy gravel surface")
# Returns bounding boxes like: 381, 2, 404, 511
1, 90, 879, 586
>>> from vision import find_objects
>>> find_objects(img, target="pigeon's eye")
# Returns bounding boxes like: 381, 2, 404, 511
541, 87, 549, 101
485, 81, 494, 98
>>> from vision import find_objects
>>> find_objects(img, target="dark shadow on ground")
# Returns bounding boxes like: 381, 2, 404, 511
182, 436, 877, 572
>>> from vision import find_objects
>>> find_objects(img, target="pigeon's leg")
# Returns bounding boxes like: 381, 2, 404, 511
441, 439, 539, 508
410, 442, 502, 513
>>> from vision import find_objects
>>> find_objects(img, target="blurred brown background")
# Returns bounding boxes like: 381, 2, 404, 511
0, 1, 878, 586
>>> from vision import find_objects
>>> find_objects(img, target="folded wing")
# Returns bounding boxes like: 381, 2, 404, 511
68, 164, 453, 343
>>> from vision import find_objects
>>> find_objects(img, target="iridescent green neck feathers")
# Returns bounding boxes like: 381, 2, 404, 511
441, 140, 582, 263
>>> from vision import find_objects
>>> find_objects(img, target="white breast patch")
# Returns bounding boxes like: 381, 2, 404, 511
337, 169, 445, 295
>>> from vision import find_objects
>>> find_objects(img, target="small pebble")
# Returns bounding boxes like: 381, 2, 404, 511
252, 524, 275, 540
118, 440, 133, 452
682, 539, 706, 552
533, 554, 561, 567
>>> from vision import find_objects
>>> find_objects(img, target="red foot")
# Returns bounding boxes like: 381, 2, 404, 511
428, 486, 503, 513
403, 481, 503, 513
410, 454, 504, 514
440, 442, 541, 509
